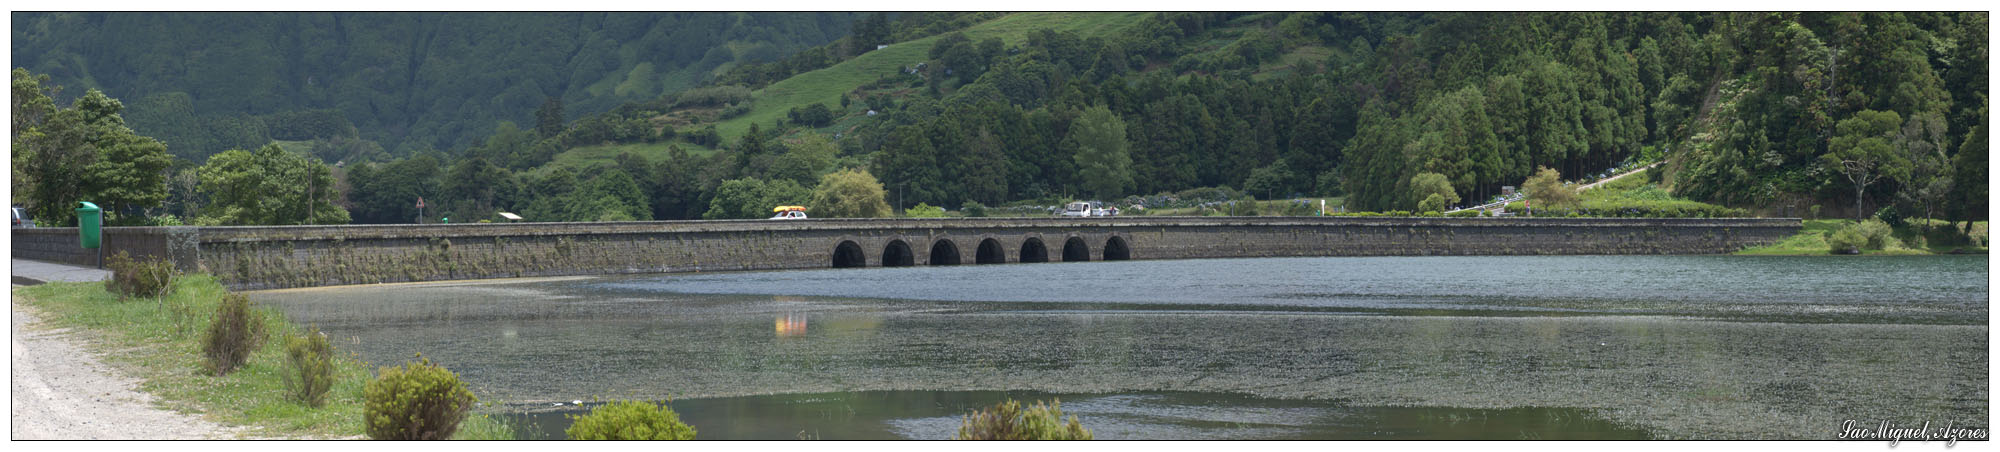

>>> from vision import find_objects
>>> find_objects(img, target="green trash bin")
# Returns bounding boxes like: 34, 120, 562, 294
76, 202, 102, 249
76, 202, 104, 268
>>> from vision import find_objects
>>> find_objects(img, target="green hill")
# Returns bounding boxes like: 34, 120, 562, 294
12, 12, 864, 159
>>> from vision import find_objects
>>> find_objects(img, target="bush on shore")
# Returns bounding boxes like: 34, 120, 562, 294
105, 251, 178, 299
284, 326, 337, 408
566, 400, 697, 440
201, 293, 266, 376
956, 398, 1092, 440
364, 356, 477, 440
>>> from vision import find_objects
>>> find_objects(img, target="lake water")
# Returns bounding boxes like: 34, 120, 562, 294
254, 255, 1989, 439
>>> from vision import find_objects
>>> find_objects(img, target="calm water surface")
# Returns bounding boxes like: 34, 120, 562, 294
255, 255, 1987, 439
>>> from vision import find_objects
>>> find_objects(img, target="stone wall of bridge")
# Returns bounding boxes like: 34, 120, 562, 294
12, 217, 1799, 290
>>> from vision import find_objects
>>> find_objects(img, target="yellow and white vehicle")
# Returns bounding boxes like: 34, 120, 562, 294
770, 206, 808, 219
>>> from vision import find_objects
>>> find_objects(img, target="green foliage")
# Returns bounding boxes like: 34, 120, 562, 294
703, 178, 810, 219
960, 201, 989, 217
196, 144, 349, 225
565, 401, 697, 440
364, 356, 477, 440
1408, 172, 1459, 211
104, 250, 178, 300
1416, 193, 1448, 214
283, 327, 337, 408
1875, 206, 1905, 228
1827, 224, 1867, 254
955, 398, 1092, 440
201, 293, 266, 376
16, 13, 866, 155
13, 70, 173, 226
1523, 166, 1577, 209
806, 168, 891, 218
905, 202, 947, 218
1071, 105, 1133, 199
1823, 110, 1913, 222
1856, 219, 1898, 250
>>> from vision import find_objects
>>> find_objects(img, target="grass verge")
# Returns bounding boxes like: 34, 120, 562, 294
13, 274, 513, 439
1735, 219, 1988, 256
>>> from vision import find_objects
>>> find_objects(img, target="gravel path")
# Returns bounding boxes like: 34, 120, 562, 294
10, 292, 246, 440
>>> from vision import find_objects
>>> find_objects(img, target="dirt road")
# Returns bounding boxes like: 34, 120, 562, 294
10, 292, 246, 440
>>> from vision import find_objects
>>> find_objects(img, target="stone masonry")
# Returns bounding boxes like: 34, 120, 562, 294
11, 217, 1800, 290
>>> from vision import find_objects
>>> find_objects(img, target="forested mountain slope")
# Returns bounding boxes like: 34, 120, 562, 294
12, 12, 1987, 232
11, 12, 863, 159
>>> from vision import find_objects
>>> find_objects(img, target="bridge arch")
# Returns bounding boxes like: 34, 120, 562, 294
975, 238, 1006, 264
929, 239, 961, 265
1104, 236, 1131, 261
832, 240, 866, 268
1062, 236, 1090, 262
1019, 237, 1049, 263
883, 240, 915, 267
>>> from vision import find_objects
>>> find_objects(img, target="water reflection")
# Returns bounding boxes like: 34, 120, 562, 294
500, 391, 1651, 440
252, 255, 1988, 439
776, 313, 807, 338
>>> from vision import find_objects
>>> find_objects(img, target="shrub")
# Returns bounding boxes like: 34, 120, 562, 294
1856, 219, 1898, 250
956, 398, 1092, 440
1523, 166, 1578, 208
566, 400, 697, 440
1281, 200, 1319, 216
905, 202, 947, 218
1874, 206, 1905, 228
105, 250, 178, 300
1808, 205, 1822, 220
1446, 209, 1482, 217
1827, 225, 1867, 254
283, 327, 337, 408
365, 356, 478, 440
960, 201, 988, 217
201, 293, 266, 376
1416, 193, 1448, 214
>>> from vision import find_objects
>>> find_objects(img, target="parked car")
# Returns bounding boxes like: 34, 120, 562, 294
1059, 201, 1094, 217
770, 206, 808, 219
12, 206, 33, 228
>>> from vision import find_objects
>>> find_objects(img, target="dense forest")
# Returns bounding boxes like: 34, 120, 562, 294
11, 12, 863, 158
9, 12, 1989, 235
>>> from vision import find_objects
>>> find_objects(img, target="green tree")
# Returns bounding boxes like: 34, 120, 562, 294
582, 168, 651, 222
702, 178, 809, 219
1407, 172, 1459, 212
12, 71, 173, 225
1244, 158, 1296, 201
806, 168, 891, 218
1070, 105, 1132, 199
440, 157, 517, 221
535, 96, 565, 139
1822, 110, 1910, 221
196, 144, 349, 225
770, 133, 838, 187
1947, 105, 1987, 228
1894, 111, 1951, 228
1522, 166, 1576, 209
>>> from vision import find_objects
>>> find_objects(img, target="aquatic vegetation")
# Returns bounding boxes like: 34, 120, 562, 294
956, 398, 1092, 440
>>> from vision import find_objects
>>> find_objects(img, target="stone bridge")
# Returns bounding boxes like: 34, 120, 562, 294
12, 216, 1799, 290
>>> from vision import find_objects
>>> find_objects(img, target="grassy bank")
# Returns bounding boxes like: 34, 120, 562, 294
1735, 219, 1988, 256
13, 275, 513, 439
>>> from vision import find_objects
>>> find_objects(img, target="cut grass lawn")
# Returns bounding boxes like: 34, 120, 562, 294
14, 275, 513, 439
